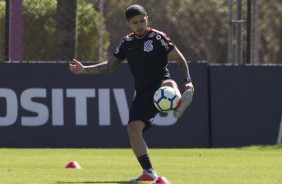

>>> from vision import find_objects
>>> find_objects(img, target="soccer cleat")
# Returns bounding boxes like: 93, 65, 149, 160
130, 169, 158, 182
173, 89, 193, 119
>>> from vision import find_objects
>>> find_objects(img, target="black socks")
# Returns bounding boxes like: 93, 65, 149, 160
137, 154, 153, 170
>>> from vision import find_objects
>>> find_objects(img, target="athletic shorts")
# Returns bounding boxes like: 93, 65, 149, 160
128, 84, 161, 132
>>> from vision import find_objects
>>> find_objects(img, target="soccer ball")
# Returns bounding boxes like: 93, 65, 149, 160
153, 86, 180, 112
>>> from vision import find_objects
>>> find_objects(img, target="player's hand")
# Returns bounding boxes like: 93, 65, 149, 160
69, 59, 84, 74
184, 82, 194, 94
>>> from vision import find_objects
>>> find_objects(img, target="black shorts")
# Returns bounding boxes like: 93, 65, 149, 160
129, 84, 161, 132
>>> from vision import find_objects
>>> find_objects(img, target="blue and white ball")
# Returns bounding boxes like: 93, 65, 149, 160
153, 86, 180, 112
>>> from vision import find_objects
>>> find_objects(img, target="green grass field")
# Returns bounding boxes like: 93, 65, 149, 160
0, 146, 282, 184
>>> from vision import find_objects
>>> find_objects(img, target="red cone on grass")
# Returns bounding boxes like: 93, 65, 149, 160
65, 161, 82, 169
152, 176, 171, 184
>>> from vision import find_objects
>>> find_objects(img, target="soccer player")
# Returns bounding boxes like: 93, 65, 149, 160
69, 4, 194, 182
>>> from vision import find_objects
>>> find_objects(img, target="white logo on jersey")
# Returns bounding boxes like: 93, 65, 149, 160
156, 35, 161, 40
161, 39, 170, 50
115, 39, 124, 54
148, 32, 156, 38
144, 40, 153, 52
125, 35, 134, 41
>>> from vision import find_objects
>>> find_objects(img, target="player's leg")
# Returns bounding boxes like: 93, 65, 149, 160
127, 89, 159, 182
127, 120, 157, 182
127, 120, 148, 161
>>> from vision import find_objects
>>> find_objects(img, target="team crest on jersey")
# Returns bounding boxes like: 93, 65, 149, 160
144, 40, 153, 52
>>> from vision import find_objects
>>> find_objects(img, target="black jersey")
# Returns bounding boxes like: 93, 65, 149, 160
113, 27, 175, 93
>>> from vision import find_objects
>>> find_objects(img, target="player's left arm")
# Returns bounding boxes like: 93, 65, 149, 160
168, 46, 194, 92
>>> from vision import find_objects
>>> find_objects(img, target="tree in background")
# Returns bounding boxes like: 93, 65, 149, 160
103, 0, 228, 63
55, 0, 77, 61
23, 0, 57, 61
0, 1, 6, 61
76, 0, 109, 61
21, 0, 108, 62
0, 0, 281, 63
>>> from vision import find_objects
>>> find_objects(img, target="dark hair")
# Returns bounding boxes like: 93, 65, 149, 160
125, 4, 147, 20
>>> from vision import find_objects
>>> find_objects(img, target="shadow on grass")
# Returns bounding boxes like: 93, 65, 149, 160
57, 181, 133, 184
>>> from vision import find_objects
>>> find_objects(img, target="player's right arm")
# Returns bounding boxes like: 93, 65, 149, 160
69, 56, 123, 74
